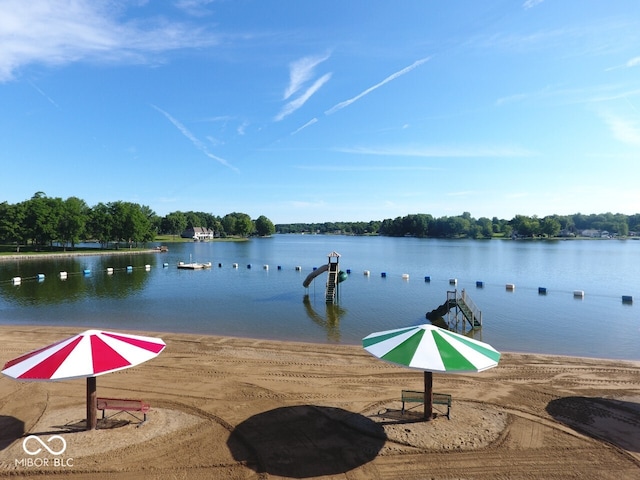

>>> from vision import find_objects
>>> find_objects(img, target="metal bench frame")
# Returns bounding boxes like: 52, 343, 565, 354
401, 390, 452, 419
96, 397, 150, 424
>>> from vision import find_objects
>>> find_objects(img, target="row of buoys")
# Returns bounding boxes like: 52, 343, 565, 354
8, 265, 151, 284
6, 266, 634, 304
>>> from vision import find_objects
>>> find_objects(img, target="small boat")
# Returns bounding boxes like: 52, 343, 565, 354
177, 255, 211, 269
177, 261, 212, 270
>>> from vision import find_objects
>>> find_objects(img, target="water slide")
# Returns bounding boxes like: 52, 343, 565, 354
425, 299, 457, 321
302, 264, 329, 288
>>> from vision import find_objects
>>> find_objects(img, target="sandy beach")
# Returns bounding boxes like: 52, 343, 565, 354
0, 325, 639, 479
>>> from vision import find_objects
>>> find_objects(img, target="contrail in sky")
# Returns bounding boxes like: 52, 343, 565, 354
29, 81, 59, 108
151, 104, 238, 172
275, 73, 332, 121
291, 118, 318, 135
325, 57, 431, 115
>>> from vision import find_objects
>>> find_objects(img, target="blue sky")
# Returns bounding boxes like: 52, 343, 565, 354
1, 0, 639, 224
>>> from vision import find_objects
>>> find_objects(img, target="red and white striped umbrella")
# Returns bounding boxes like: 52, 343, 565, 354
1, 329, 166, 429
2, 329, 166, 380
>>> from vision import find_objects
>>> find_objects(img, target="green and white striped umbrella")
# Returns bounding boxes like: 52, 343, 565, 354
362, 324, 501, 420
363, 324, 501, 373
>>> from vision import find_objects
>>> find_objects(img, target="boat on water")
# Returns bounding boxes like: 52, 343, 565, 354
177, 254, 212, 269
177, 261, 212, 270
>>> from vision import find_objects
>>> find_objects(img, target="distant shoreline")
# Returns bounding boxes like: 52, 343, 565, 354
0, 248, 162, 262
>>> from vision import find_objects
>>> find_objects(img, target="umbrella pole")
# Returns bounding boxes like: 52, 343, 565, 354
424, 371, 433, 421
87, 376, 97, 430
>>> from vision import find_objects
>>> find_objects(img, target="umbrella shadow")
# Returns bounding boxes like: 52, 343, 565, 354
370, 406, 447, 425
546, 396, 640, 453
0, 415, 25, 451
227, 405, 386, 478
28, 417, 131, 436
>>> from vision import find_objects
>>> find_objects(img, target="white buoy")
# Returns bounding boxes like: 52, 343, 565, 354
364, 270, 370, 276
233, 263, 239, 268
263, 264, 269, 270
506, 283, 515, 291
402, 273, 410, 280
59, 271, 68, 279
145, 264, 151, 271
573, 290, 584, 298
107, 268, 114, 275
11, 277, 21, 285
37, 274, 45, 281
295, 266, 302, 271
449, 278, 457, 285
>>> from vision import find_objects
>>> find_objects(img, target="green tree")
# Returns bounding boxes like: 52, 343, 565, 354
511, 215, 541, 237
447, 216, 471, 237
108, 202, 155, 247
476, 217, 493, 238
59, 196, 89, 249
0, 201, 26, 251
24, 192, 63, 249
541, 216, 561, 238
254, 215, 275, 236
221, 214, 236, 236
184, 211, 205, 229
222, 212, 254, 237
87, 202, 113, 247
138, 204, 157, 243
161, 211, 187, 237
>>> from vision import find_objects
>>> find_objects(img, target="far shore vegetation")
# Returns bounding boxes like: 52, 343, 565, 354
1, 193, 638, 255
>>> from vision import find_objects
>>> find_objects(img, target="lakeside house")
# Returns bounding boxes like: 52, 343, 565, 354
181, 227, 215, 241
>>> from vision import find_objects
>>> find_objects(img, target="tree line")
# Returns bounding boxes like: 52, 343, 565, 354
276, 211, 640, 239
2, 194, 637, 252
0, 193, 276, 251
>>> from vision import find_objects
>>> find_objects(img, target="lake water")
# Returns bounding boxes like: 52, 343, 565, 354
0, 235, 638, 360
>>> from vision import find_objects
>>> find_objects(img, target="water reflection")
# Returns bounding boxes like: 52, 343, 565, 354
0, 254, 155, 305
303, 295, 347, 342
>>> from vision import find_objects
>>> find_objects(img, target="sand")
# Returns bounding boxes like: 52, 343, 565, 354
0, 325, 639, 479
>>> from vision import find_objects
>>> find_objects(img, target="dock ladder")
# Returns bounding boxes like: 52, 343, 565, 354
325, 251, 341, 303
446, 289, 482, 331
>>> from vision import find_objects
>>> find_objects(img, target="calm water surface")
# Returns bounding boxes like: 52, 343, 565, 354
0, 235, 638, 360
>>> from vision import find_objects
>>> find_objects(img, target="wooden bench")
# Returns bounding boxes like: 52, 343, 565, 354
96, 397, 151, 424
401, 390, 452, 419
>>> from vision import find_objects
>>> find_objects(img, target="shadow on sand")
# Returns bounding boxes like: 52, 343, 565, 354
546, 396, 640, 453
369, 406, 448, 424
228, 405, 386, 478
0, 415, 24, 451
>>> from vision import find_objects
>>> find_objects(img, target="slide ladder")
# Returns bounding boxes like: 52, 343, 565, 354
325, 262, 339, 303
426, 289, 482, 331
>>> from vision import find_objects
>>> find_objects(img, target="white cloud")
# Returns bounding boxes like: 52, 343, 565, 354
237, 121, 249, 136
602, 113, 640, 146
275, 73, 332, 121
325, 57, 430, 115
295, 165, 441, 172
174, 0, 215, 17
151, 104, 238, 171
605, 55, 640, 71
335, 145, 533, 158
0, 0, 218, 82
446, 190, 480, 197
284, 53, 330, 100
522, 0, 544, 10
496, 84, 640, 107
626, 56, 640, 68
